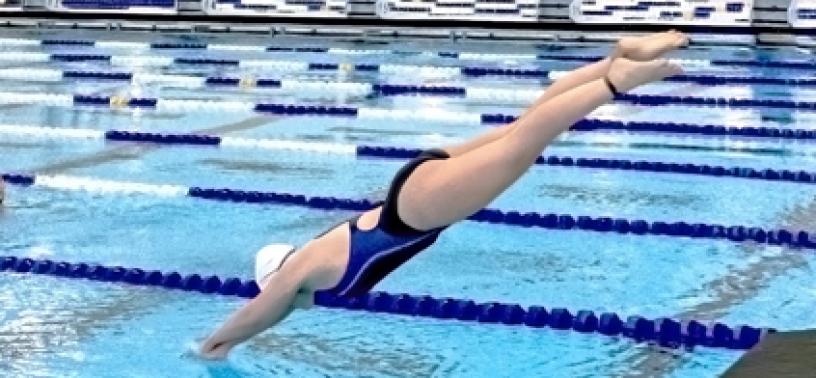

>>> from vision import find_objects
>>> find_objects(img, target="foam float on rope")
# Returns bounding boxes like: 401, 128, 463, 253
0, 68, 535, 101
22, 87, 816, 115
5, 107, 816, 148
10, 36, 816, 71
2, 65, 813, 89
2, 173, 815, 252
6, 37, 792, 71
537, 53, 816, 70
0, 126, 813, 184
0, 254, 769, 350
0, 90, 808, 127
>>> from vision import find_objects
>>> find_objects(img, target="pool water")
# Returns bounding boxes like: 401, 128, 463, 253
2, 28, 816, 377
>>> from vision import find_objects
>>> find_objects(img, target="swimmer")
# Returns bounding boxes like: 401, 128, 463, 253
1, 179, 4, 205
200, 31, 688, 359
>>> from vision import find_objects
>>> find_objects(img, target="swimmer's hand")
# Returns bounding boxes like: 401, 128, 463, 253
199, 339, 234, 360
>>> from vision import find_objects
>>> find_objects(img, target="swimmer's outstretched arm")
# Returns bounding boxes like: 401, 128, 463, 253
199, 259, 309, 359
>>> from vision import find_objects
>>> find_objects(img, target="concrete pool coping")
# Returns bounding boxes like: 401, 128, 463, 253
724, 329, 816, 376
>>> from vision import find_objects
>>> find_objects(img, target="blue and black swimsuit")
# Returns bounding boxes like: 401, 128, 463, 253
318, 149, 451, 297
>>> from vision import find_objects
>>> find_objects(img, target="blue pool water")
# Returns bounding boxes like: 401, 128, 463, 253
2, 28, 816, 376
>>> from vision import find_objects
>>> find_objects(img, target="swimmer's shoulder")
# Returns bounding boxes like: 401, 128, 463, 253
295, 218, 353, 291
297, 207, 381, 291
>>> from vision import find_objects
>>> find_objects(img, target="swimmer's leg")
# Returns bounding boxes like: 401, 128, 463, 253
445, 31, 687, 157
521, 32, 687, 117
398, 58, 682, 230
444, 57, 614, 157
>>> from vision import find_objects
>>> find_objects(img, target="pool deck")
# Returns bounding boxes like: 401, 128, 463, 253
724, 330, 816, 377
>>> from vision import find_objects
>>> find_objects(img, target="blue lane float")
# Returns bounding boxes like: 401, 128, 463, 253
150, 42, 209, 49
42, 39, 96, 46
4, 171, 813, 252
267, 46, 329, 53
104, 131, 221, 145
373, 84, 467, 96
205, 77, 282, 88
71, 95, 361, 116
710, 59, 816, 69
461, 67, 548, 78
0, 254, 769, 350
51, 54, 110, 62
60, 71, 286, 87
32, 52, 816, 89
613, 93, 816, 111
73, 95, 158, 108
567, 119, 816, 141
29, 83, 816, 141
66, 90, 816, 128
143, 189, 816, 251
0, 173, 34, 186
253, 103, 358, 116
96, 130, 816, 186
372, 84, 816, 111
175, 58, 240, 66
537, 54, 816, 70
31, 37, 816, 72
64, 71, 134, 81
40, 39, 331, 52
664, 74, 816, 87
187, 186, 816, 251
45, 69, 816, 107
48, 68, 816, 89
361, 146, 816, 188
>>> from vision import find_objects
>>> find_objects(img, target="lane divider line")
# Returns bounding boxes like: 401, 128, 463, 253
0, 254, 769, 350
2, 173, 815, 252
0, 126, 814, 185
16, 37, 815, 73
2, 92, 815, 132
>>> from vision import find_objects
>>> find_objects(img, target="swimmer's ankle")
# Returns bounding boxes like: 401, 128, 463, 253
607, 58, 683, 94
603, 76, 620, 96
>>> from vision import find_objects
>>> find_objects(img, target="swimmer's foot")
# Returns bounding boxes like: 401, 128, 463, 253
614, 31, 689, 61
607, 58, 683, 93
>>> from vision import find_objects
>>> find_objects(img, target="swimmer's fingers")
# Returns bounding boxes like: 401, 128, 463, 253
198, 339, 233, 360
199, 347, 230, 360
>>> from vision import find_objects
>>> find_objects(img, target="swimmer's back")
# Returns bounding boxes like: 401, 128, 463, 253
288, 207, 381, 292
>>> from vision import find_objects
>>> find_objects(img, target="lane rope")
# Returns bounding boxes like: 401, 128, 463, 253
0, 254, 769, 350
5, 67, 816, 98
1, 125, 814, 185
3, 173, 815, 251
1, 92, 814, 132
8, 36, 806, 73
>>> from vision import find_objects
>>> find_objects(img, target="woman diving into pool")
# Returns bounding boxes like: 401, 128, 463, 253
200, 31, 689, 359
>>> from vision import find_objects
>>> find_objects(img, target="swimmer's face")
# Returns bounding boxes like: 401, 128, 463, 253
0, 180, 4, 205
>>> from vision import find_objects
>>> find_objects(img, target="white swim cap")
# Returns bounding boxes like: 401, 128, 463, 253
255, 243, 296, 291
